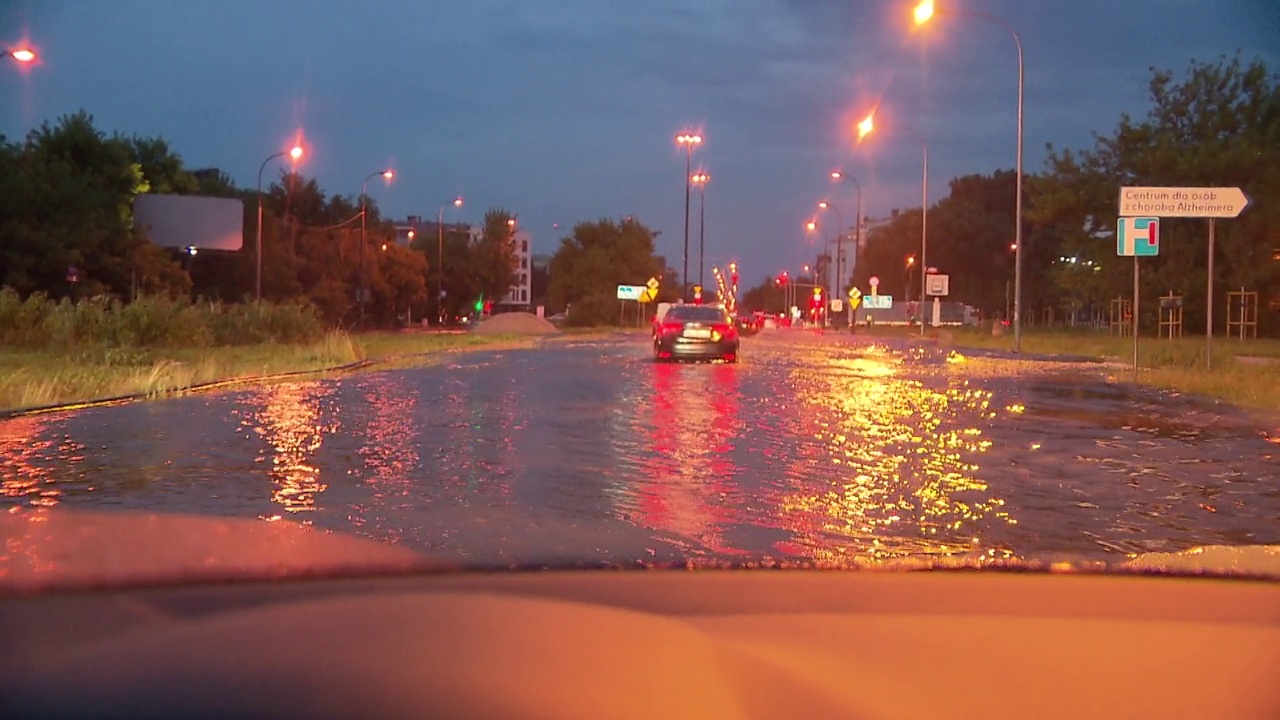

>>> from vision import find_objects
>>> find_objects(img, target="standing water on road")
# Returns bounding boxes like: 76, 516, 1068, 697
3, 333, 1279, 567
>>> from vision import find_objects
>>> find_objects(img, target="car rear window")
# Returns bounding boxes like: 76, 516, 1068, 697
666, 306, 727, 322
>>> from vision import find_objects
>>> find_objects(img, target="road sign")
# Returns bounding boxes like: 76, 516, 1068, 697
616, 284, 645, 300
925, 274, 950, 297
1119, 187, 1250, 219
863, 295, 893, 310
640, 287, 657, 302
646, 277, 660, 290
830, 299, 844, 313
868, 276, 880, 288
1117, 217, 1159, 257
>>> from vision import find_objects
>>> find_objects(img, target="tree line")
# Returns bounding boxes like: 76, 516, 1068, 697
0, 111, 526, 328
745, 54, 1278, 334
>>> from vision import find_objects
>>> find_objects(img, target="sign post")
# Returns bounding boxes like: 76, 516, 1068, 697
1117, 216, 1160, 378
1120, 187, 1250, 371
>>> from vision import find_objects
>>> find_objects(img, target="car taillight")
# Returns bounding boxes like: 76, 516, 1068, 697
711, 322, 735, 339
660, 321, 684, 334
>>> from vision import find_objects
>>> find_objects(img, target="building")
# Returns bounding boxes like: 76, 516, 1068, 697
500, 228, 533, 307
393, 216, 532, 307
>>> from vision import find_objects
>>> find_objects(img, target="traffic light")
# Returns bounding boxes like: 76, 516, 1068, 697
474, 297, 484, 313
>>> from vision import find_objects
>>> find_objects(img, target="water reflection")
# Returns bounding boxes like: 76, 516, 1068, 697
767, 347, 1017, 561
626, 362, 745, 555
242, 382, 338, 515
0, 415, 61, 509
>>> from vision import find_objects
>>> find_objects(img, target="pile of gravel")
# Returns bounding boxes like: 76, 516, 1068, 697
472, 312, 560, 336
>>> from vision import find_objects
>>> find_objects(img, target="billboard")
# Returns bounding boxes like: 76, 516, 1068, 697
133, 194, 244, 251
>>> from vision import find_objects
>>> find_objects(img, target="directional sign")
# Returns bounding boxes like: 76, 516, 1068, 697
646, 277, 660, 290
1117, 217, 1159, 257
1119, 187, 1250, 219
616, 284, 646, 300
863, 295, 893, 310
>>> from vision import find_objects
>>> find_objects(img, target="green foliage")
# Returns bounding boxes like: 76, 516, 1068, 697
0, 288, 323, 349
473, 208, 521, 304
548, 217, 666, 315
1031, 54, 1279, 332
563, 292, 622, 327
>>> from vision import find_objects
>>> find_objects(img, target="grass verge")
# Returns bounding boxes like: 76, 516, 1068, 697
941, 326, 1280, 410
0, 330, 537, 414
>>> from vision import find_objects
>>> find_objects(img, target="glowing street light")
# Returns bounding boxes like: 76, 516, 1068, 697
856, 115, 875, 141
255, 144, 305, 301
805, 220, 817, 232
856, 111, 929, 336
675, 132, 704, 296
914, 0, 1025, 351
359, 168, 396, 326
913, 0, 935, 25
9, 47, 36, 64
436, 196, 464, 325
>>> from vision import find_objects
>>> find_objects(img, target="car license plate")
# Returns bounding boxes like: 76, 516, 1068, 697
683, 327, 711, 339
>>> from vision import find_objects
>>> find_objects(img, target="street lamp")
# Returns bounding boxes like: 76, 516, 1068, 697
830, 171, 863, 296
255, 144, 304, 301
913, 0, 1024, 350
856, 111, 928, 336
436, 196, 464, 325
7, 47, 36, 64
675, 132, 703, 297
691, 171, 710, 287
359, 168, 395, 327
816, 200, 845, 306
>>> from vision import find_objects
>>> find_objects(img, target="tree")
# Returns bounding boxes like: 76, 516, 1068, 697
0, 111, 191, 298
1031, 54, 1280, 331
548, 216, 666, 324
471, 209, 520, 307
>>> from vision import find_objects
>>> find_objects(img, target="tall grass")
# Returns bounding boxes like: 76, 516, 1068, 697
0, 288, 324, 349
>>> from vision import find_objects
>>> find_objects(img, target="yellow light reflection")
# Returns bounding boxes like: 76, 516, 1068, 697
769, 351, 1018, 563
246, 382, 336, 514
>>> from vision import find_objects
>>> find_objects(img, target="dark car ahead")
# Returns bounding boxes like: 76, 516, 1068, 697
653, 304, 739, 363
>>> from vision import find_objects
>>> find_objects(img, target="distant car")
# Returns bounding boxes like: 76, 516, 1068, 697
652, 304, 739, 363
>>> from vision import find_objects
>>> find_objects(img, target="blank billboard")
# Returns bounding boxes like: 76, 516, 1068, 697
134, 194, 244, 251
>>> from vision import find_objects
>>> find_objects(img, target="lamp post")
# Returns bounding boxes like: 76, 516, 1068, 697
816, 201, 845, 310
255, 144, 304, 301
691, 172, 710, 288
359, 168, 395, 327
829, 171, 863, 291
913, 0, 1024, 350
675, 133, 703, 297
857, 112, 928, 337
436, 196, 464, 325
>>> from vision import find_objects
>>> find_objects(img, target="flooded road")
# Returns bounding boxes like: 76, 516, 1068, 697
3, 332, 1279, 567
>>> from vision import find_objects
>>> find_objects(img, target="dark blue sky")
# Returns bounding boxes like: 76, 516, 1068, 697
3, 1, 1276, 283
